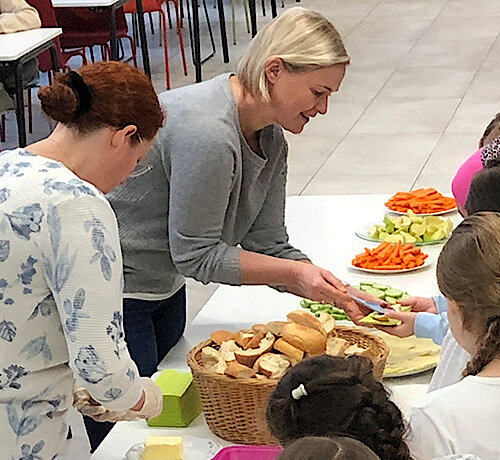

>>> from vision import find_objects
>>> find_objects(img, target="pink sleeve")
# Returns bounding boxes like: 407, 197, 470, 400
451, 149, 483, 210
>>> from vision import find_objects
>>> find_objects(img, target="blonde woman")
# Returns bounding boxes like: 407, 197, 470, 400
108, 7, 368, 392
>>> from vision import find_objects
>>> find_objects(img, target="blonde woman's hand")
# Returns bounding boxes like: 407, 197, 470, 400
288, 264, 371, 324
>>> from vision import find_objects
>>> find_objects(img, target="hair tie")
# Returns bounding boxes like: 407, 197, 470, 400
65, 71, 92, 117
291, 383, 308, 400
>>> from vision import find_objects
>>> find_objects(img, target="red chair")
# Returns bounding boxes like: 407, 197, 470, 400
55, 7, 137, 66
28, 0, 87, 76
124, 0, 187, 89
0, 0, 87, 142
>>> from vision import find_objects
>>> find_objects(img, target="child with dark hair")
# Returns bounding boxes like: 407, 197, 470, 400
408, 213, 500, 459
464, 162, 500, 215
277, 436, 381, 460
266, 355, 411, 460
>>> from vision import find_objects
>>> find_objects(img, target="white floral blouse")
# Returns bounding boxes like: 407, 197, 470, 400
0, 149, 142, 460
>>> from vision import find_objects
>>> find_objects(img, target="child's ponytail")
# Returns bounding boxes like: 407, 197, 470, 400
465, 316, 500, 376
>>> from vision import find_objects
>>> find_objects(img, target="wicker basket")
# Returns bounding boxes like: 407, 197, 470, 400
187, 326, 389, 445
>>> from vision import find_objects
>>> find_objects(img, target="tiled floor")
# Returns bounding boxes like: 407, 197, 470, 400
2, 0, 500, 457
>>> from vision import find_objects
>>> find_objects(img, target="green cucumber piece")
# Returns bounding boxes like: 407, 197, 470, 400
384, 296, 399, 304
385, 288, 403, 298
372, 283, 390, 291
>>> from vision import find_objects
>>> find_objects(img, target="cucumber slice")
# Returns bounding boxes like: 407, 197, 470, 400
367, 288, 385, 298
384, 296, 399, 304
385, 288, 403, 298
400, 293, 411, 300
372, 283, 390, 291
360, 282, 374, 287
301, 299, 315, 307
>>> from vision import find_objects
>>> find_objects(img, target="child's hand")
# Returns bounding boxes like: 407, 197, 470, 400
375, 310, 417, 338
400, 296, 437, 314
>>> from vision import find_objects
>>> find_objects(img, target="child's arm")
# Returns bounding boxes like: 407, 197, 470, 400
375, 296, 449, 344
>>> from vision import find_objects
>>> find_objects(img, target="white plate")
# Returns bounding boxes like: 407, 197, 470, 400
124, 436, 221, 460
355, 226, 448, 246
350, 257, 433, 274
385, 206, 457, 216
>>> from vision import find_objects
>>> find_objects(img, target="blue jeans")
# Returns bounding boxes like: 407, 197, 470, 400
84, 286, 187, 452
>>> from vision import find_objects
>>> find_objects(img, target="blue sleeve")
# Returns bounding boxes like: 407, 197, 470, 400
414, 311, 449, 345
41, 195, 143, 411
433, 295, 448, 314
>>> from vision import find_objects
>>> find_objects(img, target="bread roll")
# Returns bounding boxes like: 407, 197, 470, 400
316, 311, 336, 335
273, 338, 304, 364
265, 321, 287, 336
201, 347, 227, 374
219, 340, 242, 362
257, 353, 291, 379
244, 330, 266, 350
326, 337, 350, 356
235, 329, 254, 348
282, 323, 326, 355
234, 332, 275, 367
344, 344, 371, 357
210, 330, 235, 345
225, 362, 257, 379
287, 310, 326, 337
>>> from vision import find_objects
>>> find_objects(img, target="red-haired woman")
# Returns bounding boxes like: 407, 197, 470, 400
0, 62, 164, 459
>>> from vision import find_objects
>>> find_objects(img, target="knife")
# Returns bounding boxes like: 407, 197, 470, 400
349, 295, 387, 314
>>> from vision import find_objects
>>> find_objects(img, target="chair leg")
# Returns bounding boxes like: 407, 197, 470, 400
261, 0, 265, 16
243, 0, 250, 33
166, 1, 173, 29
149, 12, 155, 34
173, 0, 188, 76
27, 88, 33, 134
160, 9, 170, 89
121, 36, 138, 67
89, 46, 96, 63
0, 114, 6, 143
230, 0, 236, 45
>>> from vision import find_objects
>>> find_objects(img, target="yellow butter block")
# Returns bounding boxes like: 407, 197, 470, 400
142, 436, 183, 460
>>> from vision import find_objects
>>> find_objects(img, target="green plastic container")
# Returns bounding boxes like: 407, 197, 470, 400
147, 370, 202, 427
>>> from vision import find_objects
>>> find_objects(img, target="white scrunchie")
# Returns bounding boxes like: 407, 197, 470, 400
291, 383, 308, 400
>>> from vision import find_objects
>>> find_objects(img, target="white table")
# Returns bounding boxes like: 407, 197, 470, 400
0, 28, 61, 147
51, 0, 150, 77
92, 194, 462, 460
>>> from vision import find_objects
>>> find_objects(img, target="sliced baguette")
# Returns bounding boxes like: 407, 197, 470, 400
219, 340, 242, 362
225, 362, 257, 379
234, 332, 275, 367
317, 311, 336, 335
273, 338, 304, 365
344, 344, 371, 357
326, 337, 350, 357
257, 353, 291, 379
201, 347, 227, 374
235, 329, 255, 348
287, 310, 326, 337
210, 330, 236, 345
265, 321, 287, 336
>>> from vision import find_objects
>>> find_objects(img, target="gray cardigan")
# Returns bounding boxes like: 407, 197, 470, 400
108, 73, 308, 298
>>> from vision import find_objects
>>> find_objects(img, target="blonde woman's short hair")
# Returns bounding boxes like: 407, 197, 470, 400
237, 7, 350, 102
